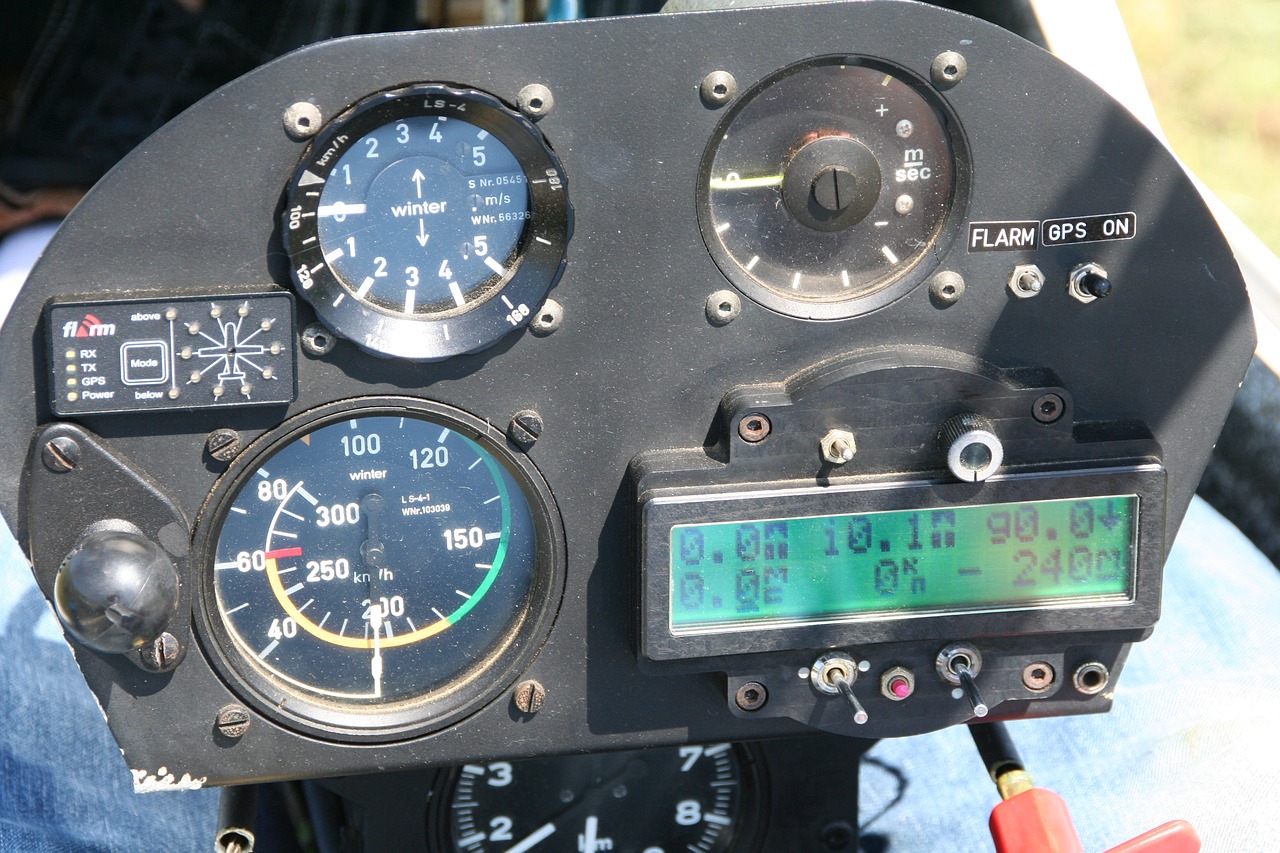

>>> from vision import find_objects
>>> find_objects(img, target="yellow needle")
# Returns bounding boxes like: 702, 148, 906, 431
709, 174, 784, 190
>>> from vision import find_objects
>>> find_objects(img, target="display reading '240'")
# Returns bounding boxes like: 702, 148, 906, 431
211, 411, 539, 709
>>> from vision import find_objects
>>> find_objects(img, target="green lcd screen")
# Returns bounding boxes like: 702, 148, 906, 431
668, 495, 1137, 633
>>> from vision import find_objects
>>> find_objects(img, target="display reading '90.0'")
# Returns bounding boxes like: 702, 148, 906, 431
669, 496, 1137, 633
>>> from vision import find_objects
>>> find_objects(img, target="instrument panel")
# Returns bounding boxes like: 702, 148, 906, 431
0, 0, 1254, 813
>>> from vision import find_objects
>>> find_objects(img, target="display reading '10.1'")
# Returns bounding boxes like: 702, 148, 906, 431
669, 495, 1137, 633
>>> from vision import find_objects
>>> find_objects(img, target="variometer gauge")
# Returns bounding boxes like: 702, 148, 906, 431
698, 57, 968, 319
196, 398, 563, 741
283, 85, 571, 361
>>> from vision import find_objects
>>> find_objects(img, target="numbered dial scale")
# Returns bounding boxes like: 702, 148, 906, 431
639, 466, 1166, 661
198, 399, 562, 740
436, 744, 763, 853
283, 85, 571, 361
698, 57, 966, 319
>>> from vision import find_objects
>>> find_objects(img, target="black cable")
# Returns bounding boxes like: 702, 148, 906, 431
969, 720, 1024, 782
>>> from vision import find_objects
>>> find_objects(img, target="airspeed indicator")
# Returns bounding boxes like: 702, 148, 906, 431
199, 399, 562, 741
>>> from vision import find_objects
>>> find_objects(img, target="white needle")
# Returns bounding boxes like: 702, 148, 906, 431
502, 822, 556, 853
583, 816, 598, 853
370, 605, 383, 698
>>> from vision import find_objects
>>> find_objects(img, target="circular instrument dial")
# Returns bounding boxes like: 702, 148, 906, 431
200, 400, 561, 740
698, 57, 965, 319
283, 85, 571, 361
438, 744, 763, 853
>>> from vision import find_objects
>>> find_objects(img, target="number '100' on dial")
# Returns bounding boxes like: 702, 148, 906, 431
669, 495, 1137, 634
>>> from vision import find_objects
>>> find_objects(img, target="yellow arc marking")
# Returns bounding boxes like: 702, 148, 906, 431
266, 558, 450, 649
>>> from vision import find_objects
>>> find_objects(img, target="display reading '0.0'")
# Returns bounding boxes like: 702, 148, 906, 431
669, 495, 1137, 633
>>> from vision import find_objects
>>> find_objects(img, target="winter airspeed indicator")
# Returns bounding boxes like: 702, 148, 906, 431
199, 399, 563, 741
283, 85, 571, 361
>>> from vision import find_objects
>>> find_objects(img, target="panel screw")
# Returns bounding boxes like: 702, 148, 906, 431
705, 290, 741, 326
283, 101, 322, 139
300, 323, 336, 356
929, 271, 965, 307
700, 71, 737, 108
215, 704, 251, 739
513, 679, 546, 714
1032, 393, 1065, 424
508, 410, 544, 449
820, 429, 857, 465
737, 413, 771, 443
205, 428, 242, 463
137, 632, 182, 673
931, 51, 968, 89
1008, 264, 1045, 299
518, 84, 554, 119
1022, 661, 1056, 691
42, 436, 81, 472
528, 299, 563, 336
735, 681, 768, 711
820, 821, 854, 851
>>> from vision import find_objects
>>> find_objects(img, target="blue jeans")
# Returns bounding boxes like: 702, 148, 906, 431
2, 227, 1276, 851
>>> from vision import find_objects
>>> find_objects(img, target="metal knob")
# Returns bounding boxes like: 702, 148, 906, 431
939, 413, 1003, 482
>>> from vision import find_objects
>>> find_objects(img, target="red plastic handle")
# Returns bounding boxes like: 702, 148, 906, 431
990, 789, 1201, 853
1103, 821, 1201, 853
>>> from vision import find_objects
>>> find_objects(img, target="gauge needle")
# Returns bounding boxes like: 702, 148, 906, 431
709, 174, 783, 190
370, 604, 383, 698
502, 822, 556, 853
582, 816, 598, 853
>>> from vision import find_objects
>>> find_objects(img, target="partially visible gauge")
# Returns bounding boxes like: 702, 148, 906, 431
283, 85, 571, 361
698, 57, 967, 319
437, 743, 764, 853
197, 399, 563, 741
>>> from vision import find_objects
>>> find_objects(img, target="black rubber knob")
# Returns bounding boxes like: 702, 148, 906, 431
1079, 271, 1112, 299
54, 527, 179, 653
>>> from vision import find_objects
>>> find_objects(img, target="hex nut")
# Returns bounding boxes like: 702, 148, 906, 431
1068, 262, 1110, 304
700, 71, 737, 108
820, 429, 857, 465
1008, 264, 1045, 299
283, 102, 322, 139
1072, 661, 1110, 695
706, 290, 741, 326
931, 51, 968, 88
518, 84, 554, 119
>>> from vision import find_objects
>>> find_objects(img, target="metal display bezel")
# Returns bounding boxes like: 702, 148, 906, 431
282, 84, 571, 361
640, 465, 1166, 662
192, 397, 565, 743
695, 55, 971, 321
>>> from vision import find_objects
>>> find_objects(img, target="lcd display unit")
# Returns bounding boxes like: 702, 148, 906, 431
667, 495, 1137, 634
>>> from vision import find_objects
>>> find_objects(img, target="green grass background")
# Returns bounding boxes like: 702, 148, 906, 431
1117, 0, 1280, 254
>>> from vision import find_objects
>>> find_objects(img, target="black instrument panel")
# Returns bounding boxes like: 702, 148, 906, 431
0, 0, 1253, 793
